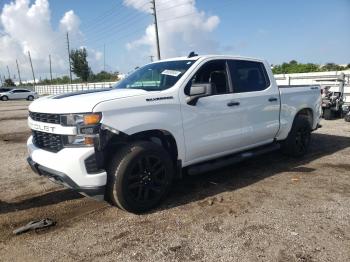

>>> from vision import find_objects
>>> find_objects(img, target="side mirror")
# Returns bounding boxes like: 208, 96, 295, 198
186, 83, 212, 105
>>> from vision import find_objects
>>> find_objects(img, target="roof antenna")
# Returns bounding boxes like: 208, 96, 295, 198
188, 51, 198, 58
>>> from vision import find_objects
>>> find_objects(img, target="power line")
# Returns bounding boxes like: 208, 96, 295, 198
89, 24, 148, 50
82, 8, 150, 44
158, 11, 197, 23
157, 1, 191, 12
80, 1, 150, 36
83, 15, 148, 45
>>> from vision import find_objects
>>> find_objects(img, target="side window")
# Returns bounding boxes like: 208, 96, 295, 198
228, 60, 270, 93
185, 60, 229, 95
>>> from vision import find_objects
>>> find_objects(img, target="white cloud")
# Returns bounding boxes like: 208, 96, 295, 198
59, 10, 81, 33
0, 0, 101, 81
123, 0, 220, 60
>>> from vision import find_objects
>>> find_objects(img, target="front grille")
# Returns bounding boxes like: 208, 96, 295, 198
32, 130, 64, 152
29, 111, 60, 124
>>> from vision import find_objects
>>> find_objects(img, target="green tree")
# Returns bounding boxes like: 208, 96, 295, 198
90, 71, 120, 82
70, 48, 91, 82
4, 78, 16, 87
321, 63, 345, 71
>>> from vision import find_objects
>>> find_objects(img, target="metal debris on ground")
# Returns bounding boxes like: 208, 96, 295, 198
13, 218, 56, 235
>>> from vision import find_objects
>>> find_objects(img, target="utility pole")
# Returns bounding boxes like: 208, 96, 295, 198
149, 55, 154, 62
49, 54, 53, 83
6, 65, 10, 79
66, 32, 72, 84
16, 59, 22, 85
28, 51, 36, 88
151, 0, 161, 60
103, 44, 106, 71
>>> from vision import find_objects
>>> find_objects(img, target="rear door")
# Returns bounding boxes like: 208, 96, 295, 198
20, 90, 31, 99
227, 60, 280, 146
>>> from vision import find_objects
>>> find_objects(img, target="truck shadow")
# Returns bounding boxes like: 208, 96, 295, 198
0, 133, 349, 216
160, 132, 350, 211
0, 190, 83, 215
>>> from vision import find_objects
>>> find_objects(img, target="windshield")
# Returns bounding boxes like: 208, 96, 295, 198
114, 60, 195, 91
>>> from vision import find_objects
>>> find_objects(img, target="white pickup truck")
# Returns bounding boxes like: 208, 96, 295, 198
27, 55, 321, 213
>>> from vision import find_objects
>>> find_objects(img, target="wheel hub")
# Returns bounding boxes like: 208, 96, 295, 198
141, 170, 152, 185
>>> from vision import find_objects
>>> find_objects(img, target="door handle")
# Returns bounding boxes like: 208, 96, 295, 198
268, 97, 278, 102
227, 101, 240, 107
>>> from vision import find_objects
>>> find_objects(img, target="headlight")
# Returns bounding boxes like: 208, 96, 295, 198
61, 113, 102, 147
61, 113, 102, 126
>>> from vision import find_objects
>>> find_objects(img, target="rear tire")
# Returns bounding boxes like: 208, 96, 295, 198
105, 141, 174, 213
27, 95, 34, 101
323, 108, 333, 120
281, 115, 311, 157
1, 96, 8, 101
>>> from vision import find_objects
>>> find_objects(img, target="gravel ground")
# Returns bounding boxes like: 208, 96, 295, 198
0, 100, 349, 262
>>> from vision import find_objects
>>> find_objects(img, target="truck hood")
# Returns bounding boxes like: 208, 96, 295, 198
29, 88, 148, 113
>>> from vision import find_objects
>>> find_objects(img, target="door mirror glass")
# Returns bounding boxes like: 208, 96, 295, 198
187, 83, 212, 105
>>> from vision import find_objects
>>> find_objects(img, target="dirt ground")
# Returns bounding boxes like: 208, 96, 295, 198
0, 100, 349, 262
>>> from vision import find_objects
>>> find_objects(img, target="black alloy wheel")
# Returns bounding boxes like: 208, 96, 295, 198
106, 141, 174, 213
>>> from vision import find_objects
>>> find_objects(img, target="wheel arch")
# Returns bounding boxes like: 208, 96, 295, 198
277, 106, 315, 141
102, 128, 181, 173
129, 129, 179, 163
294, 107, 313, 128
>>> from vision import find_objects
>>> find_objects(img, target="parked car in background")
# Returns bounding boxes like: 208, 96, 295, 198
0, 88, 38, 101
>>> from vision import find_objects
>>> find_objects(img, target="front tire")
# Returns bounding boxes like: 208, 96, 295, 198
1, 96, 8, 101
27, 95, 34, 101
105, 141, 174, 213
281, 115, 311, 157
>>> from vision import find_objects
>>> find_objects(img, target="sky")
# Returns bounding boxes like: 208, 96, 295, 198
0, 0, 349, 81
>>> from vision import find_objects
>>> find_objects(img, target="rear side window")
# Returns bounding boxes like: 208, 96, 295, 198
228, 60, 270, 93
14, 90, 30, 93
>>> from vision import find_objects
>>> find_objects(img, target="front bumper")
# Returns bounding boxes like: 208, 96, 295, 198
27, 136, 107, 200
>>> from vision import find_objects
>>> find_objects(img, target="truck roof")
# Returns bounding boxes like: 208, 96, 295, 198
159, 55, 266, 63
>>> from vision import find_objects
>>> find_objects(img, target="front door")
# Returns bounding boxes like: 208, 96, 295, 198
181, 60, 248, 164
